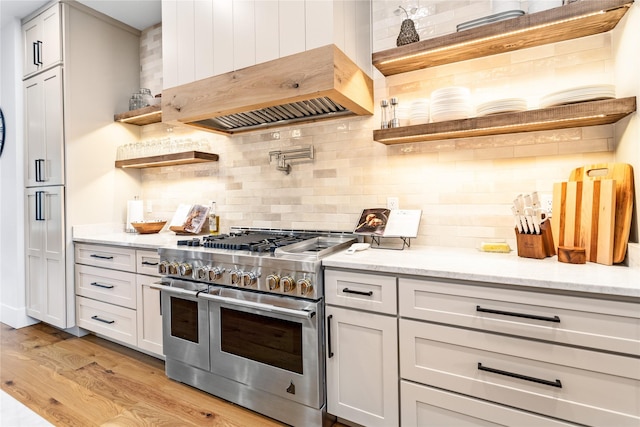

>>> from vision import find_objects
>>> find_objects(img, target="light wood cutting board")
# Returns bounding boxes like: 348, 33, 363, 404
569, 163, 634, 264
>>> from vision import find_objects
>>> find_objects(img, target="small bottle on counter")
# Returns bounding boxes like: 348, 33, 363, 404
209, 201, 219, 235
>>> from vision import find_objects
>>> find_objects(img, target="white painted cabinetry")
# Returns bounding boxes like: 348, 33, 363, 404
135, 250, 163, 356
324, 269, 399, 427
22, 3, 62, 78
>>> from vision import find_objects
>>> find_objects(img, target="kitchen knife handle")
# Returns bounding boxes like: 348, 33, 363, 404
478, 363, 562, 388
90, 254, 114, 260
476, 305, 560, 323
327, 314, 334, 358
342, 288, 373, 297
90, 282, 114, 289
35, 191, 45, 221
91, 315, 115, 324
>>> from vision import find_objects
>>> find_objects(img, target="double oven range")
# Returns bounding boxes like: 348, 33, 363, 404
151, 228, 357, 426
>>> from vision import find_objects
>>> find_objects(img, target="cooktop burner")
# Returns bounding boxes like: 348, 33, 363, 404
176, 229, 321, 253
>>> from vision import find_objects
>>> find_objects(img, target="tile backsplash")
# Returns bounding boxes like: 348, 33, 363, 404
134, 1, 637, 250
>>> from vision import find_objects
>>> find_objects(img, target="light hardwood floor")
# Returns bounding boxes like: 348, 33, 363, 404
1, 322, 309, 426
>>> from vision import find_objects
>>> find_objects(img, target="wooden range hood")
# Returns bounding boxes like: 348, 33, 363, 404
162, 44, 374, 135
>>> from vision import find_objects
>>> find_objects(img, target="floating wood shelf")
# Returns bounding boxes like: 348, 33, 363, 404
372, 0, 633, 76
115, 151, 219, 169
114, 104, 162, 126
373, 97, 636, 145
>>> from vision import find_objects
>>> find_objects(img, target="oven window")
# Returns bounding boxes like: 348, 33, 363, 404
170, 297, 199, 343
220, 307, 303, 374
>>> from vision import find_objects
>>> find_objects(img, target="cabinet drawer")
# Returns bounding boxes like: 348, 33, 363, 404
400, 319, 640, 426
325, 269, 397, 315
75, 244, 136, 272
136, 250, 160, 277
75, 264, 136, 309
399, 278, 640, 356
401, 380, 576, 427
76, 296, 137, 346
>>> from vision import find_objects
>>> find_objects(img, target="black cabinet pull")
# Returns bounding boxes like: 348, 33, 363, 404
142, 261, 159, 266
35, 159, 44, 182
91, 315, 115, 324
90, 282, 114, 289
159, 290, 163, 316
32, 42, 39, 66
90, 254, 114, 260
37, 40, 43, 65
35, 191, 44, 221
477, 363, 562, 388
327, 314, 334, 358
342, 288, 373, 297
476, 305, 560, 323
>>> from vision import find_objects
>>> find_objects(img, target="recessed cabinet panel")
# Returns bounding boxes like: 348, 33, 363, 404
213, 0, 233, 76
176, 1, 195, 86
233, 0, 255, 70
279, 1, 305, 57
22, 3, 61, 78
255, 1, 279, 64
194, 0, 214, 81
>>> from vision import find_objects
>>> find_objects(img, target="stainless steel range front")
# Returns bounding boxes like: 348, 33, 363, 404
151, 228, 357, 427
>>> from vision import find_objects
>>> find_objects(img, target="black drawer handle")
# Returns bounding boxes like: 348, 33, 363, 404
90, 254, 114, 260
90, 282, 114, 289
478, 363, 562, 388
91, 315, 115, 324
142, 261, 159, 266
476, 305, 560, 323
342, 288, 373, 297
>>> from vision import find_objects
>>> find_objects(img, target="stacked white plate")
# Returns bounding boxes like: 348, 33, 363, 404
396, 104, 411, 127
409, 99, 430, 125
457, 9, 525, 32
430, 86, 474, 122
476, 98, 528, 116
539, 84, 616, 108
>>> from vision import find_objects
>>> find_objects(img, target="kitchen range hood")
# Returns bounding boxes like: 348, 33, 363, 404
162, 44, 373, 135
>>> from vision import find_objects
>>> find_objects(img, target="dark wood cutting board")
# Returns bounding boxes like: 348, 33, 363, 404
569, 163, 634, 264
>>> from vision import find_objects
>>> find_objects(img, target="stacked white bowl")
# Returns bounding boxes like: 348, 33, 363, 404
430, 86, 474, 122
409, 99, 430, 125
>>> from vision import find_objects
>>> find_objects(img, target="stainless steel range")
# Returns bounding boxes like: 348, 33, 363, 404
151, 228, 357, 427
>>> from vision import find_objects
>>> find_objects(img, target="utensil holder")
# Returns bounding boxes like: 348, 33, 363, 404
514, 220, 556, 259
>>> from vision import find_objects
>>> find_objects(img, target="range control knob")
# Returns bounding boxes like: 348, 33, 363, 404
266, 274, 280, 290
208, 267, 225, 281
242, 272, 259, 287
178, 263, 192, 276
281, 276, 296, 293
195, 266, 209, 280
158, 261, 169, 275
168, 262, 179, 275
230, 269, 243, 286
297, 278, 313, 296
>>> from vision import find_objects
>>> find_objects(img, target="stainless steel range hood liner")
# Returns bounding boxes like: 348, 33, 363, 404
162, 44, 374, 135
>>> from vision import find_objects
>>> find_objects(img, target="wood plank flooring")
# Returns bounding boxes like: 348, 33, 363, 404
0, 323, 294, 426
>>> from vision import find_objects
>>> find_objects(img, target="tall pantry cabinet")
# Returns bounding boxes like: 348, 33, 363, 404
22, 1, 141, 329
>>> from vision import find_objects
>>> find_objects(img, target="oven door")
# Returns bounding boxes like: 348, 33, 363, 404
153, 280, 211, 371
201, 288, 323, 409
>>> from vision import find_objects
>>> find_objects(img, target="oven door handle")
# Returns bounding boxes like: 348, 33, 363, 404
150, 282, 201, 297
199, 292, 316, 319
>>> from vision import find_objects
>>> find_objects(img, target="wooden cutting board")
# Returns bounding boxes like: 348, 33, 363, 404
569, 163, 634, 264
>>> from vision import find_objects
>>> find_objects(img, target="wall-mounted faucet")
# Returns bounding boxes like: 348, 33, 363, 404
268, 145, 314, 175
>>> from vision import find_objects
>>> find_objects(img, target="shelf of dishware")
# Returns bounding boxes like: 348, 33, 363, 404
115, 151, 219, 168
372, 0, 633, 76
372, 97, 636, 145
114, 104, 162, 126
114, 137, 218, 169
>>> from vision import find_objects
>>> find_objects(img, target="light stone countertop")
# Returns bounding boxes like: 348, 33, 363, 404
72, 225, 639, 299
323, 245, 640, 299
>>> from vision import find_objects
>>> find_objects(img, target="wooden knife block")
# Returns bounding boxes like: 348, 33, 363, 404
514, 220, 556, 259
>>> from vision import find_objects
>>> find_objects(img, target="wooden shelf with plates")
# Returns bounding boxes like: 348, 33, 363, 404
372, 0, 633, 76
115, 151, 219, 169
373, 97, 636, 145
114, 104, 162, 126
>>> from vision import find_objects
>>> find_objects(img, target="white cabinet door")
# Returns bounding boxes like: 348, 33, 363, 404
22, 3, 61, 78
24, 66, 64, 187
279, 0, 305, 57
136, 275, 163, 357
213, 0, 234, 75
194, 0, 214, 80
25, 186, 66, 328
176, 0, 196, 85
233, 0, 255, 70
255, 1, 279, 64
161, 0, 178, 89
326, 305, 398, 427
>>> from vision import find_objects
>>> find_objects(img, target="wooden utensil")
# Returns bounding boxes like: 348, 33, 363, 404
569, 163, 634, 263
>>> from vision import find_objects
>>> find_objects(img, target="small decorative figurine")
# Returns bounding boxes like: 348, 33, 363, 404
395, 5, 419, 46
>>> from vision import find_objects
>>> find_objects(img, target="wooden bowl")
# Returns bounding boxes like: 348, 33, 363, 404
131, 220, 166, 234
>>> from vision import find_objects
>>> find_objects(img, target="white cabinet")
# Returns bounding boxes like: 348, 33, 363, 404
22, 3, 62, 78
24, 66, 64, 187
324, 269, 399, 427
136, 250, 163, 356
25, 186, 66, 328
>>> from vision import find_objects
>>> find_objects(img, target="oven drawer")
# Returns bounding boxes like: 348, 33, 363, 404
75, 243, 136, 272
400, 319, 640, 426
325, 269, 397, 315
136, 250, 160, 277
75, 264, 136, 309
399, 278, 640, 356
401, 380, 576, 427
76, 296, 137, 346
